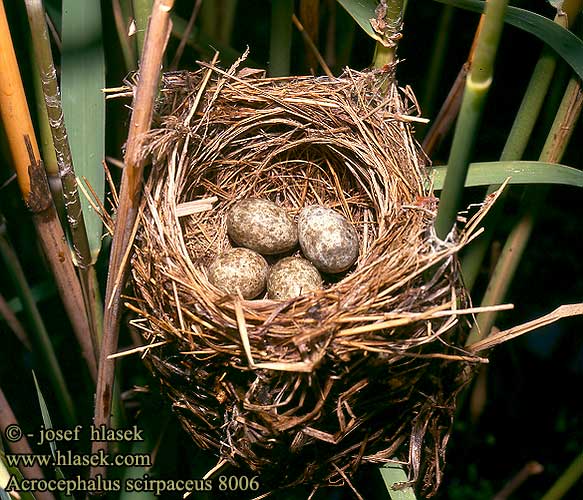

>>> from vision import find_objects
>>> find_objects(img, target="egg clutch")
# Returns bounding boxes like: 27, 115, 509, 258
208, 198, 358, 300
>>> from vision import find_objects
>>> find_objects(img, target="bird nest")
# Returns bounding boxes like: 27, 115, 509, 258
128, 60, 490, 497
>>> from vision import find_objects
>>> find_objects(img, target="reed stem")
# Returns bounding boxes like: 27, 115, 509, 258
26, 0, 103, 362
133, 0, 154, 55
434, 0, 509, 240
371, 0, 405, 68
461, 4, 582, 290
269, 0, 294, 76
541, 450, 583, 500
91, 0, 174, 481
421, 5, 455, 119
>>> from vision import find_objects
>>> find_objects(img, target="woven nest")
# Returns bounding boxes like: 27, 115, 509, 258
129, 60, 488, 497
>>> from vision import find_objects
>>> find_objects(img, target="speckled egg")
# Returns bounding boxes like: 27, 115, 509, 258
298, 206, 359, 273
208, 248, 268, 299
227, 198, 297, 255
267, 257, 322, 300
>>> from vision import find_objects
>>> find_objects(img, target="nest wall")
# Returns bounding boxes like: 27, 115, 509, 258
129, 63, 484, 496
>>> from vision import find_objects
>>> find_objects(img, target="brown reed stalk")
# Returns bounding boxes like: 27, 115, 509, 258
0, 292, 31, 350
90, 0, 174, 480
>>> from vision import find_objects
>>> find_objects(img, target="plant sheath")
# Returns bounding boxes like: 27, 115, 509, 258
371, 0, 405, 68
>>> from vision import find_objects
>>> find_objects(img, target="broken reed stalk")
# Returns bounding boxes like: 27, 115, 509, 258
25, 0, 102, 361
0, 387, 55, 500
0, 0, 97, 380
91, 0, 174, 480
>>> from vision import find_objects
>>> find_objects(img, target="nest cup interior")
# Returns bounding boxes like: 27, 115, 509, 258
131, 63, 481, 495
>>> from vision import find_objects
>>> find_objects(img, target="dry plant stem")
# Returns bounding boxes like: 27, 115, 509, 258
26, 0, 101, 363
0, 387, 55, 500
421, 63, 468, 156
0, 215, 76, 425
113, 0, 137, 71
292, 14, 333, 77
493, 461, 543, 500
468, 74, 583, 344
0, 0, 97, 380
422, 16, 484, 155
91, 0, 174, 480
469, 303, 583, 352
169, 0, 201, 70
0, 292, 31, 349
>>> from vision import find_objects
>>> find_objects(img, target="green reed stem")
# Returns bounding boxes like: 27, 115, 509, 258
133, 0, 153, 55
269, 0, 293, 76
421, 5, 455, 118
461, 1, 583, 290
461, 49, 560, 289
541, 450, 583, 500
434, 0, 509, 240
372, 0, 405, 68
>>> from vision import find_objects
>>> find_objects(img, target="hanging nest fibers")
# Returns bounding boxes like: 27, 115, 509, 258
128, 58, 492, 497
